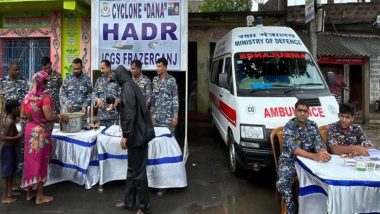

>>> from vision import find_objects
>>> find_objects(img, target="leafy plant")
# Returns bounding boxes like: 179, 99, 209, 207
66, 48, 78, 54
66, 32, 78, 37
64, 65, 73, 74
199, 0, 252, 12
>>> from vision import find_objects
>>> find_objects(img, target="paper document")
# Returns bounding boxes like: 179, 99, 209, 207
369, 149, 380, 161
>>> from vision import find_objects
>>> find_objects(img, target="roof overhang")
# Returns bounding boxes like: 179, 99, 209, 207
189, 11, 285, 28
0, 0, 90, 15
298, 31, 380, 58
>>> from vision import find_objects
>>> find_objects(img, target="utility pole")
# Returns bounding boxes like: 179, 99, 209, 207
309, 0, 318, 59
309, 17, 317, 59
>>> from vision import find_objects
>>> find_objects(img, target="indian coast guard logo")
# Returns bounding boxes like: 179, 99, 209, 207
101, 2, 110, 17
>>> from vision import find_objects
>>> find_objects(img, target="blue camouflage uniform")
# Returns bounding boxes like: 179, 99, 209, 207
0, 76, 29, 103
133, 74, 152, 105
276, 118, 325, 214
45, 70, 62, 113
92, 73, 120, 127
150, 74, 179, 133
59, 73, 92, 112
327, 122, 373, 150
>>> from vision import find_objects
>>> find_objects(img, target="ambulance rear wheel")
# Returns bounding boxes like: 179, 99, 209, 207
228, 131, 242, 175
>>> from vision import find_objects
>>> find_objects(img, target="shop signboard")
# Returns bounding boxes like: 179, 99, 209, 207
3, 13, 51, 28
305, 0, 315, 23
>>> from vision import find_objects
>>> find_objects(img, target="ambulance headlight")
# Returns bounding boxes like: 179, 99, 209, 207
240, 125, 264, 140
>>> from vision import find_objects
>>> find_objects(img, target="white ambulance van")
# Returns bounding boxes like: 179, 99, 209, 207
209, 22, 339, 174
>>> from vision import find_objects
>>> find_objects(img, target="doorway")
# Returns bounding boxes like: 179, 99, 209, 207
188, 42, 197, 112
349, 64, 362, 112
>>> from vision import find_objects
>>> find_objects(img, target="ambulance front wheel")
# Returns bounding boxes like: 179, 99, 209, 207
228, 130, 242, 175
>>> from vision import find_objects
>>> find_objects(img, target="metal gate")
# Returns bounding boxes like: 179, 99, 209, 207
2, 38, 50, 81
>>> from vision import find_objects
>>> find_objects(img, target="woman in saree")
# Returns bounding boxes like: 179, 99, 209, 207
20, 71, 68, 204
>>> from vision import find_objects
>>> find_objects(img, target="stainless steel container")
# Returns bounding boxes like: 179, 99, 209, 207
60, 112, 85, 133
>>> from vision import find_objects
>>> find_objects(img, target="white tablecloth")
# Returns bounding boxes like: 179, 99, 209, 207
97, 126, 187, 188
46, 127, 105, 189
295, 155, 380, 214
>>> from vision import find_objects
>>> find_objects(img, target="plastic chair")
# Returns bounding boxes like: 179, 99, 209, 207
271, 127, 300, 214
319, 125, 329, 145
270, 127, 287, 214
270, 127, 284, 173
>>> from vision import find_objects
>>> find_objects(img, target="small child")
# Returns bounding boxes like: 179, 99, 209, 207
1, 99, 23, 203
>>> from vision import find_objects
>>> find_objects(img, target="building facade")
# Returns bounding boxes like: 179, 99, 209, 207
286, 3, 380, 123
0, 0, 91, 81
188, 2, 380, 123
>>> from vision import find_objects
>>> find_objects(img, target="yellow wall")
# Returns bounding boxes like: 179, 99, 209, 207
61, 11, 81, 79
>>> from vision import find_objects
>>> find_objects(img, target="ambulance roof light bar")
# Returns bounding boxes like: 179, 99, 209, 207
256, 16, 263, 27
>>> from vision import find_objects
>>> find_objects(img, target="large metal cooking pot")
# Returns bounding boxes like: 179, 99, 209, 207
60, 112, 85, 133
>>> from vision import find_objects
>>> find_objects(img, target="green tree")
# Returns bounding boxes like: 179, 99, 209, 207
199, 0, 252, 12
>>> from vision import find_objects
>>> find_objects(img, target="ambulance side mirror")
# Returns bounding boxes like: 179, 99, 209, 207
326, 71, 335, 87
218, 73, 229, 89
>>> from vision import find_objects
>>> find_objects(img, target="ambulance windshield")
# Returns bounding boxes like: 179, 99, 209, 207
234, 52, 325, 93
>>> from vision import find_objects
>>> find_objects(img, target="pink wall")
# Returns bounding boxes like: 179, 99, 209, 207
0, 40, 3, 77
80, 17, 91, 76
0, 11, 62, 76
50, 11, 62, 73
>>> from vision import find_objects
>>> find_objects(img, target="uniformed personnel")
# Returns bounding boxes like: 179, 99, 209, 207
327, 103, 373, 156
130, 59, 152, 107
0, 60, 28, 103
40, 56, 62, 113
276, 100, 331, 214
150, 57, 179, 134
59, 58, 92, 113
92, 59, 120, 127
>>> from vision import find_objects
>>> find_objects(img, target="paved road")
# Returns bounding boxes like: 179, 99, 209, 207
2, 122, 378, 213
0, 122, 280, 214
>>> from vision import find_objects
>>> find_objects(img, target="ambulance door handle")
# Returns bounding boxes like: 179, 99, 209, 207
219, 94, 223, 98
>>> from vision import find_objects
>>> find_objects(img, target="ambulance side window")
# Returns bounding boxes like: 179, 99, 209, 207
213, 59, 224, 86
224, 57, 234, 94
210, 60, 219, 84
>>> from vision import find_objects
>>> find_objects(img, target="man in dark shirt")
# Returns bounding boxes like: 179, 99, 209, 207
114, 65, 155, 214
327, 103, 373, 156
276, 100, 331, 214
